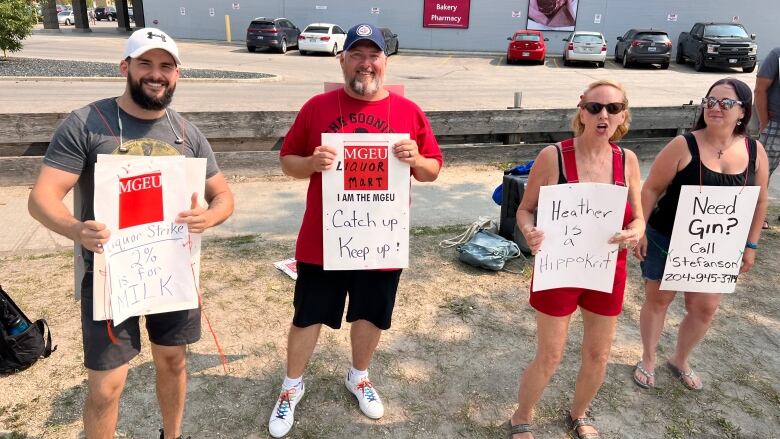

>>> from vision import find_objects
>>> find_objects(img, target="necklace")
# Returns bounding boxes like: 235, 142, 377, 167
703, 132, 737, 159
116, 99, 183, 153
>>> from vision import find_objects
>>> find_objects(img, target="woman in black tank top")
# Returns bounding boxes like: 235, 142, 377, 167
632, 78, 770, 391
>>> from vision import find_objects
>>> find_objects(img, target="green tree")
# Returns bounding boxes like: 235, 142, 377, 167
0, 0, 37, 59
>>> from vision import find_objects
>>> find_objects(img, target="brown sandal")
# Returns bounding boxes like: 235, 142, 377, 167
505, 419, 533, 438
565, 413, 600, 439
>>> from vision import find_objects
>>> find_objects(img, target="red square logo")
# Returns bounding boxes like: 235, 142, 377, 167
118, 172, 164, 229
343, 145, 388, 191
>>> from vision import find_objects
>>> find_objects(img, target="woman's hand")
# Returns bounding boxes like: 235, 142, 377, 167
740, 248, 756, 273
521, 225, 545, 255
632, 235, 648, 261
609, 227, 643, 252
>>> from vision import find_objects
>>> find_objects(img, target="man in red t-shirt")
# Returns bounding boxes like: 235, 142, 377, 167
268, 23, 443, 438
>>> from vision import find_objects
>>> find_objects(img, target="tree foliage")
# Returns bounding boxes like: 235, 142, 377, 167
0, 0, 37, 59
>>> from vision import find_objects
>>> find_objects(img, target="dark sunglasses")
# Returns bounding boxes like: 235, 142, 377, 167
701, 97, 743, 110
579, 102, 626, 115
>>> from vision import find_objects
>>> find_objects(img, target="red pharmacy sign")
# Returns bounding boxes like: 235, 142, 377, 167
118, 172, 164, 229
343, 145, 388, 190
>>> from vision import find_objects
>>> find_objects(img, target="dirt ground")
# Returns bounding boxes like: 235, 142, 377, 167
1, 205, 779, 439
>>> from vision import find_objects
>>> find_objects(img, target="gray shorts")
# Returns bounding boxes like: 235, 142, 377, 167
760, 120, 780, 177
80, 272, 201, 371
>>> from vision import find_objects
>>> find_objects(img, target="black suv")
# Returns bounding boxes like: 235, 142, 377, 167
95, 6, 116, 21
615, 29, 672, 69
380, 28, 399, 56
246, 18, 300, 54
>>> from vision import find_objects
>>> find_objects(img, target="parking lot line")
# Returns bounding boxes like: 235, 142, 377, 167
437, 55, 452, 66
552, 57, 559, 68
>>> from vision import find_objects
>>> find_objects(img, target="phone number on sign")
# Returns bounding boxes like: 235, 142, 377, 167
663, 273, 738, 284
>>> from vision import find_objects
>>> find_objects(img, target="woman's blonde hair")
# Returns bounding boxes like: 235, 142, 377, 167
570, 79, 632, 142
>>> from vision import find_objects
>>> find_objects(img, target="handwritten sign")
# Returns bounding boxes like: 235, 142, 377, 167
93, 155, 202, 324
532, 183, 627, 293
321, 133, 410, 270
660, 186, 759, 293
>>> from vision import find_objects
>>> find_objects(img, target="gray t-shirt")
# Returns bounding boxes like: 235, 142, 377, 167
43, 97, 220, 267
757, 47, 780, 121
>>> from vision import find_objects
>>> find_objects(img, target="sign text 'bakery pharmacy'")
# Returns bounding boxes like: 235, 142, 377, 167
423, 0, 471, 29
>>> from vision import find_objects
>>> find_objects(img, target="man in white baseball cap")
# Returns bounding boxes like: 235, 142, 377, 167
28, 27, 233, 439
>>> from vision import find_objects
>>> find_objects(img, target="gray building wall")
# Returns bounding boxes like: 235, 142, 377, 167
142, 0, 779, 59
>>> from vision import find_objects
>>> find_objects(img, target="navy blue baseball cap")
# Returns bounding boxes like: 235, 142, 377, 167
343, 23, 386, 52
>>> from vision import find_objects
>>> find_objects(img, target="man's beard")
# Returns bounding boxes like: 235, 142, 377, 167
127, 72, 175, 111
345, 71, 381, 97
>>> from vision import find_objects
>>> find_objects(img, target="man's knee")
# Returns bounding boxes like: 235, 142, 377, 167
152, 345, 187, 375
86, 368, 127, 409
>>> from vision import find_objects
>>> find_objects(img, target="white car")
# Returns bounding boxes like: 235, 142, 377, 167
298, 23, 347, 56
562, 31, 607, 67
57, 10, 74, 26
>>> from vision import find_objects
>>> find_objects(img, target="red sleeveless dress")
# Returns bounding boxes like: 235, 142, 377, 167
529, 138, 633, 317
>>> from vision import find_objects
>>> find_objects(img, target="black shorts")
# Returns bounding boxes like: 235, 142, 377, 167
293, 262, 402, 330
80, 273, 201, 371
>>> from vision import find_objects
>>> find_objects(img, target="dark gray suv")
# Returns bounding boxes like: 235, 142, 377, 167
246, 18, 300, 54
615, 29, 672, 69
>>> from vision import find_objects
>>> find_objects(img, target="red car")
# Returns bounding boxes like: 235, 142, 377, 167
507, 30, 548, 64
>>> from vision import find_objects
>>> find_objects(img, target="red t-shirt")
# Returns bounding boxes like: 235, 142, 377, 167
280, 88, 443, 265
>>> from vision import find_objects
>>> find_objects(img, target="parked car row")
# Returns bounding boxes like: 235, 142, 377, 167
246, 18, 399, 56
505, 22, 757, 73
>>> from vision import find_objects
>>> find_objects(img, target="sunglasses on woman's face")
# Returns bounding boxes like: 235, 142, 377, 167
579, 102, 626, 115
701, 97, 743, 110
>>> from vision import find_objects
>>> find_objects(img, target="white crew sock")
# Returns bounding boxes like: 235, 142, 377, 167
282, 375, 303, 390
348, 367, 368, 383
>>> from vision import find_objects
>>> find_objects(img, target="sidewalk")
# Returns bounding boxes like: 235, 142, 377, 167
2, 162, 779, 255
0, 164, 501, 254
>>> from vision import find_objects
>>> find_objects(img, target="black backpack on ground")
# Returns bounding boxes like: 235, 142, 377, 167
0, 284, 55, 374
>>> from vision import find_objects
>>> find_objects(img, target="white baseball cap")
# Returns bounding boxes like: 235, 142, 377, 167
123, 28, 181, 65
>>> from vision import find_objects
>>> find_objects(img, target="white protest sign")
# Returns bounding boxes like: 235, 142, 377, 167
92, 156, 207, 321
321, 133, 410, 270
93, 156, 199, 325
660, 185, 759, 293
532, 183, 628, 293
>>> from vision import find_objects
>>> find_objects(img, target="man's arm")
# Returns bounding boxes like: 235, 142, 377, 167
176, 171, 234, 234
281, 145, 337, 179
28, 165, 110, 253
755, 76, 773, 132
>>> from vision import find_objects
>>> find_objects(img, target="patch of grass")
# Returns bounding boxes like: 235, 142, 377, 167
440, 296, 477, 321
209, 234, 260, 247
0, 432, 30, 439
713, 414, 741, 438
411, 224, 470, 237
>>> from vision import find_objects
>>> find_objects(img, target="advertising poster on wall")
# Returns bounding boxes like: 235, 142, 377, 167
321, 133, 411, 270
423, 0, 471, 29
527, 0, 578, 32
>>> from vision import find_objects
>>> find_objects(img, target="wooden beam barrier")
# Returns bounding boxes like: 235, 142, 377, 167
0, 105, 699, 186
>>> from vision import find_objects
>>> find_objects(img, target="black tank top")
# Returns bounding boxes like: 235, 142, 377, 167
648, 132, 757, 237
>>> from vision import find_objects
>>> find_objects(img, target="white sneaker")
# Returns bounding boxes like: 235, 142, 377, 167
345, 371, 384, 419
268, 382, 305, 438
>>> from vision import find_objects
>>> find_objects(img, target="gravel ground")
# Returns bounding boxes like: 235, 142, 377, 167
0, 57, 274, 79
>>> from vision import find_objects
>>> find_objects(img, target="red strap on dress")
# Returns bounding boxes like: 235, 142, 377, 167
560, 138, 625, 186
560, 138, 579, 183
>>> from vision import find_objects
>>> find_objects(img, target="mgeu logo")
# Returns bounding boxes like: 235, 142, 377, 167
356, 25, 372, 36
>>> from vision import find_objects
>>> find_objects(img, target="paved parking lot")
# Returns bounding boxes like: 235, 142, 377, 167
0, 31, 760, 113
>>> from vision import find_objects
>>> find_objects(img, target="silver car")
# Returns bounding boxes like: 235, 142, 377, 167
57, 10, 74, 26
562, 31, 607, 67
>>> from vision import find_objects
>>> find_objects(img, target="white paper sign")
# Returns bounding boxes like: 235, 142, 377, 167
660, 185, 759, 293
321, 133, 410, 270
315, 5, 327, 10
180, 7, 186, 15
209, 8, 215, 16
232, 2, 240, 10
93, 156, 202, 324
594, 14, 602, 24
511, 10, 522, 18
667, 13, 678, 22
371, 7, 380, 14
532, 183, 628, 293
